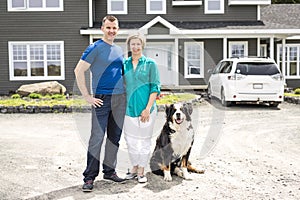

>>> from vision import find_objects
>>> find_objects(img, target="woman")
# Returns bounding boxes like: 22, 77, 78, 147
123, 33, 161, 183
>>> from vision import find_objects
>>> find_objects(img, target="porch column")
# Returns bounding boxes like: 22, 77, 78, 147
257, 37, 261, 57
282, 38, 286, 77
223, 37, 227, 59
270, 36, 274, 59
89, 0, 93, 27
174, 37, 179, 86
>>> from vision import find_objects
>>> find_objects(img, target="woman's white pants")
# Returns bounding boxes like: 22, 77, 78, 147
124, 110, 157, 168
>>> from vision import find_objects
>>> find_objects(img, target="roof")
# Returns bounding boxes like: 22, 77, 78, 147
81, 4, 300, 36
261, 4, 300, 29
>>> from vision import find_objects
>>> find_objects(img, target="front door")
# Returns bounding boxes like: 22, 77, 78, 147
144, 43, 174, 86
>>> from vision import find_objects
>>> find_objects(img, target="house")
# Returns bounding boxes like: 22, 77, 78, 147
1, 0, 300, 95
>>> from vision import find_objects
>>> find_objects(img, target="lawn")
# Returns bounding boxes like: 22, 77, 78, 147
0, 93, 198, 107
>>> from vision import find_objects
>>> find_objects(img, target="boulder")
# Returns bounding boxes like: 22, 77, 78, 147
16, 81, 66, 96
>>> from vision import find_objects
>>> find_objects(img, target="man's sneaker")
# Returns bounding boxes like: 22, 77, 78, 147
103, 172, 126, 182
82, 180, 94, 192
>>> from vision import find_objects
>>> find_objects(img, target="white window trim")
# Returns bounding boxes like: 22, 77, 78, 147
184, 42, 204, 79
229, 41, 248, 58
146, 0, 166, 14
277, 44, 300, 79
204, 0, 224, 14
107, 0, 127, 14
260, 44, 267, 57
8, 41, 65, 81
7, 0, 64, 12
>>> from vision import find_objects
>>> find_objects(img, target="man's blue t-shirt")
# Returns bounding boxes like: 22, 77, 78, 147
81, 39, 125, 95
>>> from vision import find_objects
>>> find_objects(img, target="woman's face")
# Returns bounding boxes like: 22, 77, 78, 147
129, 38, 143, 56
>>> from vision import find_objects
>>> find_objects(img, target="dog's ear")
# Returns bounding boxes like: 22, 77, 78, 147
183, 103, 193, 121
165, 104, 174, 121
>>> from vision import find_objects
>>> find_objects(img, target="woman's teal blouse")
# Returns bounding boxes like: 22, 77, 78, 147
124, 55, 161, 117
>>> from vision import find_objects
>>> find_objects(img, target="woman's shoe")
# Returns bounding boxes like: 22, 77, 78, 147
125, 173, 137, 180
137, 175, 147, 183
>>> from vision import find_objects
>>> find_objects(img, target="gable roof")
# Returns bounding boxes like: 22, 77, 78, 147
261, 4, 300, 29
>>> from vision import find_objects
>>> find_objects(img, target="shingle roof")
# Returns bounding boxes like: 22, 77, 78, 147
261, 4, 300, 29
84, 4, 300, 31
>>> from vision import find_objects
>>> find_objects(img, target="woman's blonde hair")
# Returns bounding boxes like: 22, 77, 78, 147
126, 32, 146, 50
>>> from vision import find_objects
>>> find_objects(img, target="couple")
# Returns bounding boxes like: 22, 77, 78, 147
74, 15, 161, 192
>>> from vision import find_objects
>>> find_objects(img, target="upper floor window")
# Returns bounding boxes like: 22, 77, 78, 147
8, 0, 63, 11
229, 41, 248, 58
8, 41, 65, 81
204, 0, 224, 14
184, 42, 204, 78
107, 0, 127, 14
147, 0, 166, 14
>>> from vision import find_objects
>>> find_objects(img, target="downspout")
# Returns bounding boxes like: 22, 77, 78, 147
282, 38, 286, 79
257, 37, 261, 57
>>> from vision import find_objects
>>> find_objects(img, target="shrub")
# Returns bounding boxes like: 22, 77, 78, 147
51, 94, 65, 99
29, 93, 42, 99
11, 94, 21, 99
294, 88, 300, 95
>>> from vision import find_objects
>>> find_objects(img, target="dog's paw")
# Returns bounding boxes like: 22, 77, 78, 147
163, 170, 172, 181
182, 168, 193, 180
174, 167, 184, 177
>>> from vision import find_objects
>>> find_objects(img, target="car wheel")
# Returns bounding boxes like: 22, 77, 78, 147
207, 84, 212, 99
221, 88, 231, 107
269, 102, 279, 108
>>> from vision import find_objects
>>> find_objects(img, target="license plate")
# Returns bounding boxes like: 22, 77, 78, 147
253, 83, 263, 89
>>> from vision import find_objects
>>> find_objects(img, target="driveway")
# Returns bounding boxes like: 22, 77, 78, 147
0, 100, 299, 200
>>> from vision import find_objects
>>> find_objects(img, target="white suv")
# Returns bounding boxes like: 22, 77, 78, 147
207, 57, 285, 107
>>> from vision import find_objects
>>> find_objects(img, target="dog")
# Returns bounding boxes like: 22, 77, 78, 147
150, 103, 204, 181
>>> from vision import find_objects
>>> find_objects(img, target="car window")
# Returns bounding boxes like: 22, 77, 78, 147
220, 61, 233, 73
236, 62, 280, 75
212, 61, 222, 74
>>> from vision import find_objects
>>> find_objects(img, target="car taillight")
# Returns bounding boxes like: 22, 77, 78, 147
271, 74, 283, 81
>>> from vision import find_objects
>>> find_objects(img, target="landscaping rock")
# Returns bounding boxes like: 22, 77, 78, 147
16, 81, 66, 96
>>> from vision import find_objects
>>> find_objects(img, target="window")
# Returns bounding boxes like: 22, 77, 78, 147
107, 0, 127, 14
260, 44, 267, 57
8, 0, 63, 11
147, 0, 166, 14
184, 42, 204, 78
229, 41, 248, 58
9, 41, 64, 80
277, 44, 300, 77
204, 0, 224, 14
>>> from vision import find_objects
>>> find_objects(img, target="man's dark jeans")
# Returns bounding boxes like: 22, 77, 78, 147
83, 93, 126, 182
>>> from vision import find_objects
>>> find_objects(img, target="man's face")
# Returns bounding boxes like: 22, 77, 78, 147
101, 20, 119, 43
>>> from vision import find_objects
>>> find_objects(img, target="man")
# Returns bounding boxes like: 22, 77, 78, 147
74, 15, 126, 192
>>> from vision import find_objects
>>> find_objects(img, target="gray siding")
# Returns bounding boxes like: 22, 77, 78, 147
179, 39, 223, 86
95, 0, 257, 23
0, 0, 90, 95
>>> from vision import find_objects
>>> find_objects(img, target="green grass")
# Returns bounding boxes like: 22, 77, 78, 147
284, 93, 300, 97
0, 97, 88, 107
156, 93, 197, 105
0, 93, 197, 107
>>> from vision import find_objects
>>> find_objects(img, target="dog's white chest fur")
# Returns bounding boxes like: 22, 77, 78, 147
169, 121, 194, 160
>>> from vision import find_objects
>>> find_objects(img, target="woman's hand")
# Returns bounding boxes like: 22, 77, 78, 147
140, 108, 150, 122
84, 95, 103, 108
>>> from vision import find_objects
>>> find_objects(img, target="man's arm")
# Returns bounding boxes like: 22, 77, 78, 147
74, 59, 103, 107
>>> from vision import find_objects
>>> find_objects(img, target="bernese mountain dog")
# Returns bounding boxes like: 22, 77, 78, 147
150, 103, 204, 181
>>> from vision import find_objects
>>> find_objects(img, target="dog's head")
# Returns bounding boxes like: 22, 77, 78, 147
165, 103, 193, 125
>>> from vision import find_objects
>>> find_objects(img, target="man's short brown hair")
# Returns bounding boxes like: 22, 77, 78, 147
102, 15, 118, 24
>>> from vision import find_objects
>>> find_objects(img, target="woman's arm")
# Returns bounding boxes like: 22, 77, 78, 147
140, 92, 157, 122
